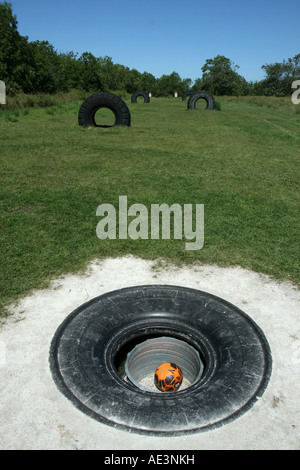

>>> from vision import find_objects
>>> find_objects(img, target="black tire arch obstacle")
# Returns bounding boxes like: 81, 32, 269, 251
182, 90, 195, 101
78, 92, 131, 128
187, 90, 215, 110
50, 285, 272, 436
131, 90, 150, 103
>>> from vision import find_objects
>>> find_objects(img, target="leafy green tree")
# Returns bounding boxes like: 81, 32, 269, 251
78, 52, 103, 91
0, 1, 29, 94
191, 78, 203, 92
180, 77, 192, 95
261, 54, 300, 96
112, 63, 129, 91
25, 40, 62, 93
156, 71, 184, 96
156, 74, 170, 96
199, 55, 247, 95
140, 71, 157, 94
58, 51, 81, 91
97, 56, 117, 90
124, 68, 142, 93
168, 71, 182, 93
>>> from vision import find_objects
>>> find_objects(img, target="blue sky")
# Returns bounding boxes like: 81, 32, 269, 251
9, 0, 300, 83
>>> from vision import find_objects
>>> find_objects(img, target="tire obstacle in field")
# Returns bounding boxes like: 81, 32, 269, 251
50, 285, 272, 436
78, 92, 131, 128
187, 90, 215, 110
131, 90, 150, 103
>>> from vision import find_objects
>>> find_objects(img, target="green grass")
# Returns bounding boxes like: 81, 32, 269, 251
0, 96, 299, 316
1, 89, 91, 110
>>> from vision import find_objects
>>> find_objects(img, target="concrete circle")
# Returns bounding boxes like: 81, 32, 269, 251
0, 256, 299, 449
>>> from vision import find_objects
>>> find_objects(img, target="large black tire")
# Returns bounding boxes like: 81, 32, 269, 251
78, 92, 131, 128
131, 90, 150, 103
188, 90, 215, 110
50, 285, 272, 436
182, 91, 195, 101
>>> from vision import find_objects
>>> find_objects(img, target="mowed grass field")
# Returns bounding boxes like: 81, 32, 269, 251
0, 96, 299, 315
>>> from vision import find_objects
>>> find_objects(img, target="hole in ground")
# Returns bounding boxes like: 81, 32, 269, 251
114, 332, 205, 393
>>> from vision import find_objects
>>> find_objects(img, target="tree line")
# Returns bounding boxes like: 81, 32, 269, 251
1, 2, 299, 97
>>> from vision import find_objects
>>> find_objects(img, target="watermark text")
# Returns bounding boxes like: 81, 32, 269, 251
96, 196, 204, 251
0, 80, 6, 105
292, 80, 300, 104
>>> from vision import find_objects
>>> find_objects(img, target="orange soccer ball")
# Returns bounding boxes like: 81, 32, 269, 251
154, 362, 183, 392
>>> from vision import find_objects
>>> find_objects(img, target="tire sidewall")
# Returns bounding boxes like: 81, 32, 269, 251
50, 285, 272, 436
78, 92, 131, 127
188, 91, 215, 110
131, 90, 150, 103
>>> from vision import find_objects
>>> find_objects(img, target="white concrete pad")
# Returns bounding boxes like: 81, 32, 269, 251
0, 256, 299, 450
